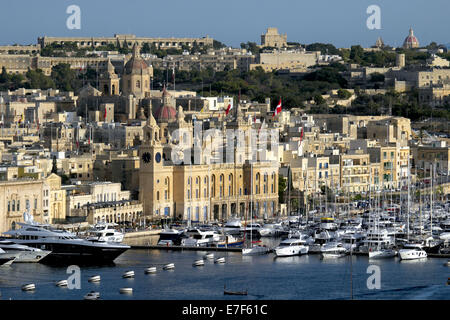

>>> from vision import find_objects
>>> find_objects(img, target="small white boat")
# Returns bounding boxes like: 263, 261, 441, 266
144, 267, 157, 274
119, 288, 133, 294
21, 283, 35, 291
163, 263, 175, 270
214, 257, 226, 264
368, 249, 397, 259
84, 291, 100, 300
444, 260, 449, 267
398, 248, 427, 260
242, 245, 269, 256
122, 271, 135, 278
88, 275, 101, 283
204, 253, 214, 260
55, 280, 68, 287
193, 259, 205, 267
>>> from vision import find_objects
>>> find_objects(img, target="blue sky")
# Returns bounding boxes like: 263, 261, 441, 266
1, 0, 449, 48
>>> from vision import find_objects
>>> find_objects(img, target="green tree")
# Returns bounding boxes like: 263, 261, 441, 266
26, 69, 55, 89
51, 63, 78, 91
337, 89, 352, 99
314, 94, 325, 105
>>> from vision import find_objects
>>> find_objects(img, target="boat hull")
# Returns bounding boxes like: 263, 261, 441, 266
9, 241, 129, 265
275, 246, 309, 257
398, 249, 427, 260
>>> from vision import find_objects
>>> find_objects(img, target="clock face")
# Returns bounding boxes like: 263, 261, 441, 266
155, 152, 162, 163
142, 152, 151, 164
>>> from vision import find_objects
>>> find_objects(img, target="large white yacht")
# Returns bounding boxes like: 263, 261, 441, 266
85, 223, 124, 243
274, 238, 309, 257
0, 238, 51, 263
3, 222, 130, 264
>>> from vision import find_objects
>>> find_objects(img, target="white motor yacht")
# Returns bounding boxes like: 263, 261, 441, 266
398, 247, 428, 260
341, 233, 365, 252
368, 248, 397, 259
157, 228, 185, 246
181, 228, 221, 247
309, 229, 336, 253
223, 218, 242, 235
85, 223, 124, 243
320, 242, 348, 259
243, 223, 262, 237
0, 238, 51, 263
274, 238, 309, 257
259, 223, 285, 237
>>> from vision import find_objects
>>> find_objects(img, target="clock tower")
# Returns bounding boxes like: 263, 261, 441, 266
139, 104, 173, 221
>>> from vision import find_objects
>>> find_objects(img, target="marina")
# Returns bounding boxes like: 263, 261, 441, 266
0, 246, 448, 300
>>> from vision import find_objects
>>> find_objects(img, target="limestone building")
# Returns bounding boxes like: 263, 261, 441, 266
261, 28, 287, 48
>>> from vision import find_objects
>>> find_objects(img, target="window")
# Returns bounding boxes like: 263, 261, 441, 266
12, 200, 15, 211
7, 201, 10, 212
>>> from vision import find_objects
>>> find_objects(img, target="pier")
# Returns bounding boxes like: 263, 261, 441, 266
130, 244, 242, 252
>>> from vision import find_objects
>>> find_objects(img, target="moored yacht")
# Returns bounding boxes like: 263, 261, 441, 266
0, 248, 17, 266
320, 242, 348, 259
274, 238, 309, 257
0, 238, 51, 263
3, 222, 130, 264
217, 234, 244, 248
398, 247, 428, 260
85, 223, 124, 243
223, 218, 242, 235
181, 228, 221, 247
368, 248, 397, 259
157, 228, 185, 246
242, 244, 269, 256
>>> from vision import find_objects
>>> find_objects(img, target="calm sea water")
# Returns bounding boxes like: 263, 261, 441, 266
0, 239, 449, 300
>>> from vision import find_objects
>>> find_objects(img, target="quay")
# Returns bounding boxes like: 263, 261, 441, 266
130, 245, 242, 252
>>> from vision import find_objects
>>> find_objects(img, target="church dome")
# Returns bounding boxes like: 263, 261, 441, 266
124, 43, 149, 74
155, 105, 177, 122
403, 28, 419, 49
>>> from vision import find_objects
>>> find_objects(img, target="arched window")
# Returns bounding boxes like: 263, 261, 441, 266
136, 80, 141, 88
156, 191, 159, 201
12, 200, 15, 211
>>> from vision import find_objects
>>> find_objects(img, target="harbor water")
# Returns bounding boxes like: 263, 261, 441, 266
0, 238, 448, 300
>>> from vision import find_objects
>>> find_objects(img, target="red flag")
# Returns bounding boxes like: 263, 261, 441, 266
225, 103, 232, 116
273, 98, 282, 118
300, 127, 304, 142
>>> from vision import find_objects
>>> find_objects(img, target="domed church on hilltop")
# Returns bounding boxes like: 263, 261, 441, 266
403, 27, 420, 49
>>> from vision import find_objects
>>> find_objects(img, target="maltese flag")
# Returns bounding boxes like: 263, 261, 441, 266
273, 98, 282, 117
225, 103, 232, 116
